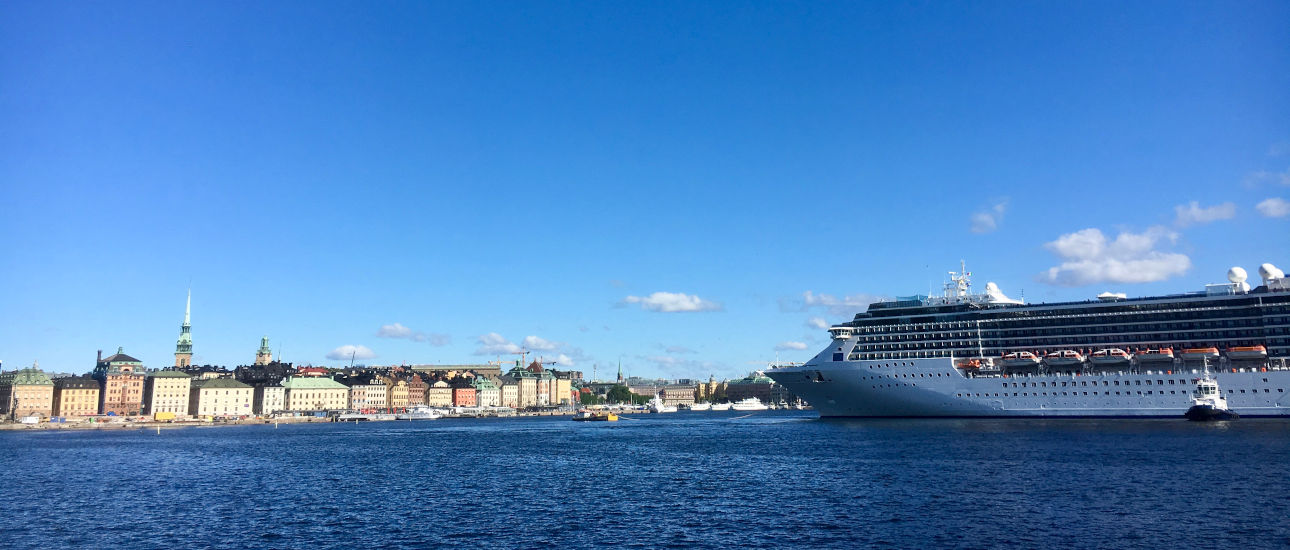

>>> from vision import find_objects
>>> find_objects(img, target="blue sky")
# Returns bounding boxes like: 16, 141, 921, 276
2, 2, 1288, 378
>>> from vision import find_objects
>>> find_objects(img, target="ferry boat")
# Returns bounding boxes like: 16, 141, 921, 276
688, 402, 713, 411
710, 402, 732, 411
731, 397, 769, 411
648, 396, 677, 413
767, 262, 1290, 417
572, 410, 618, 422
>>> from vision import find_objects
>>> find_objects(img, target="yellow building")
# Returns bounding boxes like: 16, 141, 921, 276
145, 370, 192, 418
384, 377, 409, 411
53, 376, 100, 417
0, 364, 55, 419
188, 378, 254, 418
425, 380, 453, 407
282, 377, 348, 412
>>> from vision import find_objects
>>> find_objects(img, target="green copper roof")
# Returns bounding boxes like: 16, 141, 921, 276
0, 367, 54, 386
281, 377, 347, 390
193, 378, 251, 389
472, 377, 498, 390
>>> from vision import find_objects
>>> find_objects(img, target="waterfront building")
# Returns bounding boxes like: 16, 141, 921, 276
660, 384, 696, 408
174, 291, 193, 368
725, 371, 793, 404
254, 336, 272, 366
342, 375, 388, 411
53, 376, 100, 417
406, 374, 427, 407
254, 384, 285, 416
472, 377, 500, 407
498, 377, 519, 408
0, 363, 55, 419
452, 385, 477, 407
144, 370, 192, 418
188, 378, 254, 417
384, 376, 409, 411
426, 380, 452, 407
93, 348, 147, 416
281, 376, 348, 412
296, 367, 330, 377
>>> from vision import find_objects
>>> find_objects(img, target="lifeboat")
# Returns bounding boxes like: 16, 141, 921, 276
1001, 351, 1041, 373
1181, 347, 1221, 361
1135, 348, 1175, 364
1226, 345, 1267, 361
1043, 350, 1084, 368
1089, 348, 1131, 368
956, 358, 982, 370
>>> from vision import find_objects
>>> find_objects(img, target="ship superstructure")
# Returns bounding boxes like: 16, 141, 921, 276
767, 262, 1290, 417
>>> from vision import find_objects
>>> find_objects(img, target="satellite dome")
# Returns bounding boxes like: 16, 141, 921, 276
1259, 263, 1285, 281
1227, 267, 1247, 283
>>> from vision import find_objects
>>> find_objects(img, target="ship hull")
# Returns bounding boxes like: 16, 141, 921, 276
767, 357, 1290, 418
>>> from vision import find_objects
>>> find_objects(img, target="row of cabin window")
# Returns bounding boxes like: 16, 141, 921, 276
955, 389, 1284, 397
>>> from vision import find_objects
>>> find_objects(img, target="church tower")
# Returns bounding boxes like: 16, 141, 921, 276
255, 336, 272, 366
174, 290, 193, 367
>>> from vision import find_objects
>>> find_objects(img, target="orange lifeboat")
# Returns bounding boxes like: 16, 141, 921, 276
1182, 347, 1220, 361
1135, 347, 1175, 364
1226, 345, 1267, 361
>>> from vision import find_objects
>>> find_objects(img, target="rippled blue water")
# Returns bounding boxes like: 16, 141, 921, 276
3, 411, 1289, 549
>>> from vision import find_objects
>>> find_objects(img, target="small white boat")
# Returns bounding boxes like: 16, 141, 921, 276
710, 402, 732, 411
731, 398, 769, 411
1226, 345, 1267, 361
396, 406, 442, 420
688, 402, 712, 411
648, 396, 677, 413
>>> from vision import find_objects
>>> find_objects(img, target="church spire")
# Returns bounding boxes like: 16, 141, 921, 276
174, 290, 193, 367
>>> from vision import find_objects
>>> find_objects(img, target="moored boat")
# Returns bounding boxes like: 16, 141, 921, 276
1184, 375, 1239, 421
710, 402, 732, 411
572, 410, 618, 422
688, 402, 712, 411
731, 397, 769, 411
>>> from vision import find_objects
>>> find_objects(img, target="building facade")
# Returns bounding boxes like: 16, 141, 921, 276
53, 376, 100, 417
0, 364, 55, 419
384, 377, 409, 411
144, 370, 192, 418
661, 385, 697, 408
254, 385, 285, 416
452, 386, 477, 407
94, 348, 147, 416
473, 377, 500, 407
189, 378, 254, 417
406, 375, 427, 407
281, 377, 348, 412
426, 380, 453, 407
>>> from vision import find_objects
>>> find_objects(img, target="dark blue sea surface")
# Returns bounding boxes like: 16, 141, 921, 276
3, 412, 1290, 549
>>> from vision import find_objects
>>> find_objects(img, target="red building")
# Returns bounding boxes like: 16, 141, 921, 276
452, 386, 477, 407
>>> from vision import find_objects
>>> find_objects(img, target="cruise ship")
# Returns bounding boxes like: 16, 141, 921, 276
767, 262, 1290, 417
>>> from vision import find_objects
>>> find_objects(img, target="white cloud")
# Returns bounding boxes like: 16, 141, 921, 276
521, 335, 559, 351
376, 323, 450, 346
787, 291, 881, 316
326, 344, 376, 361
622, 292, 722, 312
473, 333, 590, 366
1244, 169, 1290, 188
1174, 201, 1236, 227
1038, 226, 1190, 286
970, 200, 1008, 234
1256, 197, 1290, 218
775, 341, 808, 351
806, 317, 830, 330
474, 332, 522, 355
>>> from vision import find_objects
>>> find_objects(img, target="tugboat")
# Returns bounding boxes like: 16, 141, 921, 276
572, 410, 618, 422
1184, 374, 1239, 421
